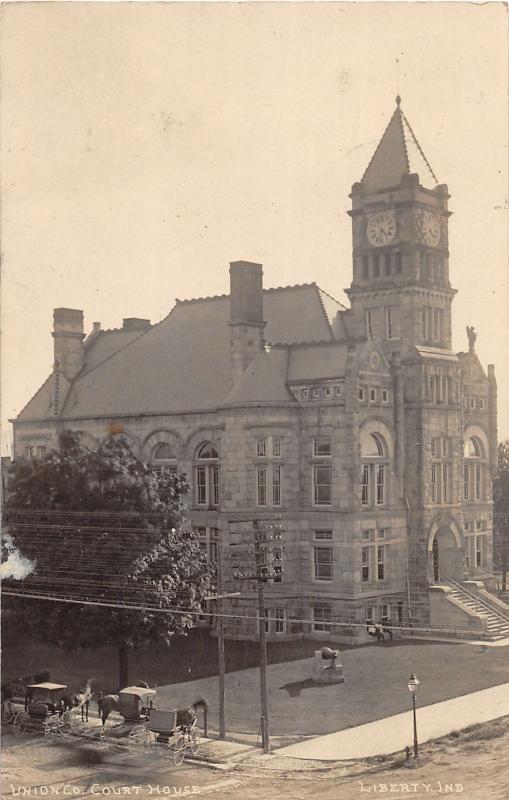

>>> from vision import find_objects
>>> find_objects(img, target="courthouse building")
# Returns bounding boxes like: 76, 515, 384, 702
13, 98, 503, 641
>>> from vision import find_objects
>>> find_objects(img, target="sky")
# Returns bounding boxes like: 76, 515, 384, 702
1, 2, 508, 452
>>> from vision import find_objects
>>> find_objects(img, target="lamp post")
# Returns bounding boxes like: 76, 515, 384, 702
407, 673, 420, 759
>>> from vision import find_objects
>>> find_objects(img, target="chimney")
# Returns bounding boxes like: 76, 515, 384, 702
229, 261, 265, 383
52, 308, 85, 381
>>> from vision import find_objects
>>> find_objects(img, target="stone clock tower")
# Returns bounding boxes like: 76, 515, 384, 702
347, 97, 479, 623
346, 96, 456, 361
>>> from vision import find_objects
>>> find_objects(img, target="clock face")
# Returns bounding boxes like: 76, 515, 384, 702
366, 212, 396, 247
418, 210, 441, 247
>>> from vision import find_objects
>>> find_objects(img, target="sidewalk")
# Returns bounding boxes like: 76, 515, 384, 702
276, 681, 509, 761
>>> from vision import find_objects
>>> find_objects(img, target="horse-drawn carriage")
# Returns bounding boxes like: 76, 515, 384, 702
12, 682, 74, 737
2, 679, 92, 737
100, 686, 202, 764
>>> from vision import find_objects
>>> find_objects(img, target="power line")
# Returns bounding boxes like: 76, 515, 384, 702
2, 586, 497, 638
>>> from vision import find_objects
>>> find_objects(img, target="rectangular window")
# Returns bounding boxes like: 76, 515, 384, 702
315, 529, 333, 540
362, 547, 370, 582
475, 464, 482, 500
382, 389, 389, 403
476, 537, 483, 567
361, 464, 369, 506
256, 437, 267, 457
377, 546, 385, 580
313, 606, 332, 632
212, 465, 219, 506
314, 546, 333, 581
429, 377, 435, 403
479, 398, 486, 411
272, 437, 281, 457
314, 436, 331, 456
257, 465, 267, 506
274, 608, 286, 633
359, 387, 365, 401
420, 307, 428, 340
386, 306, 400, 340
366, 309, 374, 338
313, 387, 321, 399
366, 606, 374, 624
464, 465, 470, 501
272, 465, 281, 506
361, 529, 374, 542
441, 377, 448, 404
381, 604, 390, 622
470, 397, 476, 410
431, 464, 438, 503
302, 388, 309, 400
433, 308, 440, 341
442, 464, 449, 503
313, 465, 332, 505
431, 437, 440, 457
196, 466, 207, 505
376, 464, 385, 505
377, 528, 387, 539
369, 388, 376, 403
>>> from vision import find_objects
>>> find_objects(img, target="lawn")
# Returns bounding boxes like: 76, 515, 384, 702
4, 621, 508, 738
155, 640, 509, 736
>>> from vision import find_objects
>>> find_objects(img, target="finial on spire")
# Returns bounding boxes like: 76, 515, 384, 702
396, 94, 401, 106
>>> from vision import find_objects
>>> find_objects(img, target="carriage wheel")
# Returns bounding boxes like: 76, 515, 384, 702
128, 725, 155, 747
172, 733, 186, 765
190, 727, 200, 756
59, 712, 74, 737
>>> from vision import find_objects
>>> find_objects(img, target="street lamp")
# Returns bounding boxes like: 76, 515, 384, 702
407, 673, 420, 759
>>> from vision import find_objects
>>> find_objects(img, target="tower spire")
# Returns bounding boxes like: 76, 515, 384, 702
360, 98, 437, 192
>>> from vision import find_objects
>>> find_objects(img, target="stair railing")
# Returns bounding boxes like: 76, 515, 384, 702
445, 577, 509, 624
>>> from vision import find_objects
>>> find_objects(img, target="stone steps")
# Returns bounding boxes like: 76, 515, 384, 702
446, 584, 509, 640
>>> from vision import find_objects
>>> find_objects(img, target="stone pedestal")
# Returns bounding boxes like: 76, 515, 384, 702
311, 650, 345, 684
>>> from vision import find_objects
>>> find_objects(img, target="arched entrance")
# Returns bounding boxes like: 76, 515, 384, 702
429, 526, 463, 584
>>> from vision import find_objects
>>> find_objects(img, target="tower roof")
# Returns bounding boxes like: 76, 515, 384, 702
361, 96, 438, 192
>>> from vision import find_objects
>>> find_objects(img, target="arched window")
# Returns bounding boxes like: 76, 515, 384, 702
360, 432, 389, 507
463, 436, 485, 502
195, 442, 219, 507
152, 443, 177, 475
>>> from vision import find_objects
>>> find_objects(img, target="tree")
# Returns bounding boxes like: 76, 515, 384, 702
493, 440, 509, 592
2, 432, 213, 688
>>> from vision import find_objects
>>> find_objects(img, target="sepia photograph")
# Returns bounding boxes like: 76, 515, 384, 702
1, 3, 508, 799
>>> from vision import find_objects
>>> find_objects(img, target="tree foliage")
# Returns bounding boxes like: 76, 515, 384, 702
3, 432, 213, 653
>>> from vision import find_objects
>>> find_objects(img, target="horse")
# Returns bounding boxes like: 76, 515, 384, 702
96, 693, 119, 727
62, 679, 94, 722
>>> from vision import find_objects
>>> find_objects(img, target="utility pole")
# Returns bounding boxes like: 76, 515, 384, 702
256, 567, 269, 751
205, 542, 239, 741
216, 543, 226, 740
229, 518, 284, 755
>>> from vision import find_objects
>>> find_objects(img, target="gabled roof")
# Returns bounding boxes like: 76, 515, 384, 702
361, 97, 438, 192
17, 283, 343, 421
